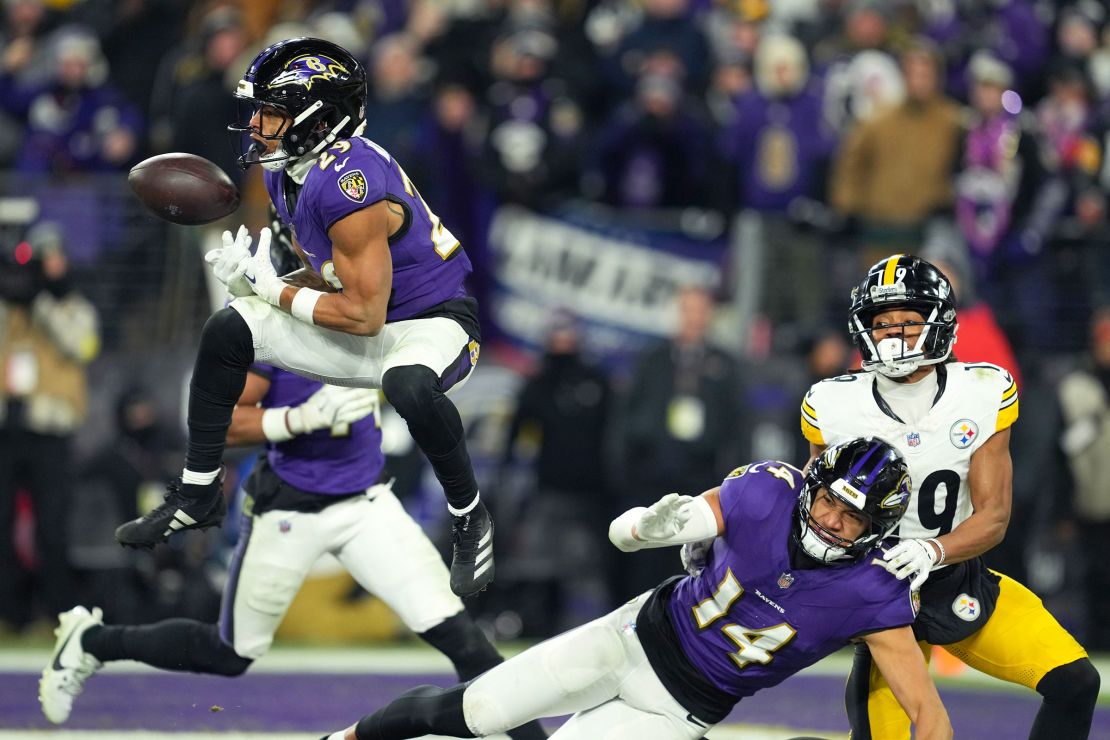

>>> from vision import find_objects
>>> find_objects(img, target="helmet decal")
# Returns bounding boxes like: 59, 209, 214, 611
270, 54, 352, 91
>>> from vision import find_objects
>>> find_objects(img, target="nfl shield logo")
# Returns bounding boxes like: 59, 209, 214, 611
279, 520, 292, 533
906, 432, 921, 447
777, 572, 795, 589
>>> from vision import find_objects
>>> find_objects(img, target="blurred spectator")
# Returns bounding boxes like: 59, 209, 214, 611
815, 0, 905, 135
157, 7, 247, 186
955, 53, 1066, 359
97, 0, 188, 124
0, 222, 99, 631
501, 310, 613, 631
362, 33, 431, 163
930, 255, 1023, 390
1057, 307, 1110, 650
616, 285, 744, 595
604, 0, 710, 97
73, 384, 183, 623
589, 68, 714, 209
830, 39, 963, 270
478, 25, 587, 208
721, 33, 837, 327
0, 28, 143, 174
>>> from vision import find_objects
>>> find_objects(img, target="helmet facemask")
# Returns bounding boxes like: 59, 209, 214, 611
851, 303, 954, 378
848, 255, 959, 378
794, 438, 912, 564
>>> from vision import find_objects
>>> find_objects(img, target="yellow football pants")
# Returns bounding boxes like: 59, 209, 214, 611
855, 571, 1088, 739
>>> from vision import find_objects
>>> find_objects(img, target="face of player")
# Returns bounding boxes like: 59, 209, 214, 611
870, 308, 926, 345
249, 104, 291, 153
809, 487, 869, 544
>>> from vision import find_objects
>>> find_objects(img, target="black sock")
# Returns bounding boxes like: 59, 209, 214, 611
1030, 658, 1100, 740
184, 308, 254, 474
418, 613, 502, 681
382, 366, 477, 510
354, 684, 474, 740
417, 615, 547, 739
81, 620, 252, 676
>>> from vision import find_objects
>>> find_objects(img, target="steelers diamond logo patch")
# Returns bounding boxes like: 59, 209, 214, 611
338, 170, 368, 203
950, 419, 979, 449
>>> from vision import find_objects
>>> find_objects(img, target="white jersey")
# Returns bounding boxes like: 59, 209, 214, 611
800, 362, 1018, 541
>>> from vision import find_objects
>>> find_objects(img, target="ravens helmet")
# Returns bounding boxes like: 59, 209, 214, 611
848, 254, 958, 378
795, 437, 911, 563
229, 37, 366, 171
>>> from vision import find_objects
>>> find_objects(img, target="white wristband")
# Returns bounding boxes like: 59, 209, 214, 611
290, 288, 322, 325
261, 407, 295, 442
609, 507, 649, 552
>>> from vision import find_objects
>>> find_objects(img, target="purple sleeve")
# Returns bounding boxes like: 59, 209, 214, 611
718, 470, 779, 535
307, 149, 388, 233
849, 565, 917, 637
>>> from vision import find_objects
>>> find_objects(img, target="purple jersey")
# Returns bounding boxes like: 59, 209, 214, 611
254, 364, 384, 494
265, 136, 471, 322
668, 461, 916, 698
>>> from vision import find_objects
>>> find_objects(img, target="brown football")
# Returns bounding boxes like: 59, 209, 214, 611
128, 153, 240, 225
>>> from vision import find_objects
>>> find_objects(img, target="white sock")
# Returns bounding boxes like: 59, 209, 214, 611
447, 493, 480, 517
181, 468, 220, 486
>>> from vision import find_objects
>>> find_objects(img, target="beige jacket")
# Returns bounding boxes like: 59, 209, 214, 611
1059, 366, 1110, 521
0, 291, 99, 434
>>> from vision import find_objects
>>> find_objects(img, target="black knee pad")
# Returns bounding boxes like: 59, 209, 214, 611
1037, 657, 1100, 707
420, 613, 503, 681
197, 307, 254, 369
382, 365, 440, 419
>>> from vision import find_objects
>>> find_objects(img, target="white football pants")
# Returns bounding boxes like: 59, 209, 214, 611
221, 483, 463, 659
462, 591, 716, 739
229, 295, 477, 390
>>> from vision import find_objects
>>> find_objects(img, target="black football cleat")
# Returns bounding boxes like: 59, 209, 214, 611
115, 470, 227, 548
449, 500, 494, 597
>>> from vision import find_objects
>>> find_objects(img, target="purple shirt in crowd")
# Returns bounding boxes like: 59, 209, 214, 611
254, 363, 384, 494
265, 136, 471, 322
667, 462, 916, 698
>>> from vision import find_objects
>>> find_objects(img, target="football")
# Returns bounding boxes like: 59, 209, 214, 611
128, 153, 240, 225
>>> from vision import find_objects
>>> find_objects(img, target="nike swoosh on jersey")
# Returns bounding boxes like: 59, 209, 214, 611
686, 713, 707, 728
334, 157, 350, 172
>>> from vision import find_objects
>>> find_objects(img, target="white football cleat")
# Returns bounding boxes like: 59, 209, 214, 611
39, 606, 103, 724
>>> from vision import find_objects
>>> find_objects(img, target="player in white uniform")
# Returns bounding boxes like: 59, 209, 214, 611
800, 254, 1097, 739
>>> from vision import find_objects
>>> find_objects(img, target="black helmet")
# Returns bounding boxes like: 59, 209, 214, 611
229, 37, 366, 170
795, 437, 911, 563
848, 254, 958, 378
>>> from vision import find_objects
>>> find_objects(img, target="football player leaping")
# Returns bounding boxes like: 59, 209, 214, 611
801, 254, 1098, 739
321, 438, 951, 740
39, 363, 546, 739
114, 37, 493, 597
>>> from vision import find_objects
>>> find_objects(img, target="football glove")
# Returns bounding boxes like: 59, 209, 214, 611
881, 538, 940, 591
286, 384, 379, 435
205, 225, 254, 298
635, 493, 695, 541
680, 537, 714, 576
242, 227, 284, 305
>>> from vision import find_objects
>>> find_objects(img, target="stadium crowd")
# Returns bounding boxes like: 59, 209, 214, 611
2, 0, 1110, 658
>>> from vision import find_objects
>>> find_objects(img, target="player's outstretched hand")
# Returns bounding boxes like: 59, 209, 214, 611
636, 492, 695, 541
205, 225, 254, 298
242, 227, 284, 305
881, 538, 939, 591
